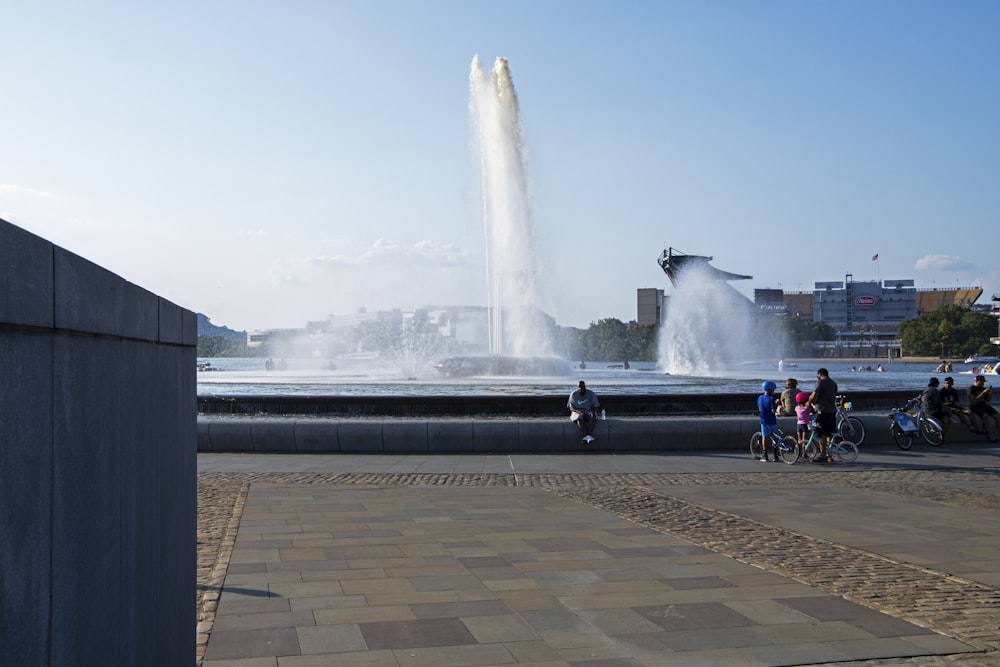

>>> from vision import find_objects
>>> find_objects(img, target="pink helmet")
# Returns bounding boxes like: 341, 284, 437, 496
795, 392, 810, 403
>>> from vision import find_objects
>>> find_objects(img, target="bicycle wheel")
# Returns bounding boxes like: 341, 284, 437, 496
838, 416, 866, 447
749, 432, 765, 460
921, 417, 944, 446
803, 439, 821, 461
892, 424, 913, 450
778, 435, 799, 465
832, 439, 859, 463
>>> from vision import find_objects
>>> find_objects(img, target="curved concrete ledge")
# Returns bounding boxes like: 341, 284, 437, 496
198, 390, 916, 417
199, 414, 905, 453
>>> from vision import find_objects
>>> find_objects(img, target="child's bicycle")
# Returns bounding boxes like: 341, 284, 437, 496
749, 429, 800, 465
802, 421, 859, 463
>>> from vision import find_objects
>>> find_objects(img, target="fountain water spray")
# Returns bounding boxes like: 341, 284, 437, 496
469, 56, 552, 357
658, 265, 783, 374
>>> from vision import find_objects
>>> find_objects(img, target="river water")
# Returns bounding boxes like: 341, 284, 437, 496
196, 357, 976, 398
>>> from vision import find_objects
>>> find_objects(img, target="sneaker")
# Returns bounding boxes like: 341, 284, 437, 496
585, 435, 595, 443
760, 456, 768, 462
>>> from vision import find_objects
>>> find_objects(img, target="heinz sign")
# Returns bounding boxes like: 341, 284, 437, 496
855, 295, 876, 307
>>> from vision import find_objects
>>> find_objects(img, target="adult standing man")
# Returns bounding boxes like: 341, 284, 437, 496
809, 368, 838, 462
568, 380, 601, 444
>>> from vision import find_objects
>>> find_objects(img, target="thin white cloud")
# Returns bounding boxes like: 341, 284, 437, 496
238, 229, 270, 237
914, 254, 977, 271
307, 238, 475, 269
0, 183, 61, 200
266, 238, 480, 289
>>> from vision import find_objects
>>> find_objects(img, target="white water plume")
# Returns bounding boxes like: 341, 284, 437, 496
469, 56, 552, 357
658, 267, 774, 374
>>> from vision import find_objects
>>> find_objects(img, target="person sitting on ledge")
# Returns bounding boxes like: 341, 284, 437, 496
941, 376, 974, 433
968, 375, 1000, 438
568, 380, 600, 444
778, 378, 798, 416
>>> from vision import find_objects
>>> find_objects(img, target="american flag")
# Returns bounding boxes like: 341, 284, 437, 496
872, 253, 879, 261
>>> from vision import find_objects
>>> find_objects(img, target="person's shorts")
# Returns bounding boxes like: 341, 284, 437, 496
797, 423, 810, 436
760, 423, 779, 439
816, 411, 836, 436
972, 403, 999, 417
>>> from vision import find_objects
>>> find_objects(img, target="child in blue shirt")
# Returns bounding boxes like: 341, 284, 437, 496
758, 381, 780, 462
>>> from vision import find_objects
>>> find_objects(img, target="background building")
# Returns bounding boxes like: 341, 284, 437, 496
636, 288, 665, 326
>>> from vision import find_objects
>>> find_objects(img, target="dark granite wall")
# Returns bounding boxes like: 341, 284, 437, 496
0, 218, 197, 665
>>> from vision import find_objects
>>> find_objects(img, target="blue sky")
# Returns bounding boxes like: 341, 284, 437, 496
2, 1, 997, 331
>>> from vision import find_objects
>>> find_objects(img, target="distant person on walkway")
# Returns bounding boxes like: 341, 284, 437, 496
808, 368, 838, 462
568, 380, 600, 444
920, 377, 948, 430
778, 378, 798, 416
968, 375, 1000, 436
757, 381, 780, 462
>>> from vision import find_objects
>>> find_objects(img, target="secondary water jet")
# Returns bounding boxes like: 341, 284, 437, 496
656, 248, 778, 374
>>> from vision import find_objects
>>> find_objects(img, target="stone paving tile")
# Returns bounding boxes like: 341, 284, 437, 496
197, 470, 1000, 666
359, 617, 477, 650
461, 613, 540, 643
295, 624, 367, 654
204, 627, 299, 661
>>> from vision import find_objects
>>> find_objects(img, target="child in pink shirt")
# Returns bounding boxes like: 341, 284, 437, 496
794, 391, 812, 453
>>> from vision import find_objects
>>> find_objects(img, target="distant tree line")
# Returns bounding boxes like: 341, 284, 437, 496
897, 305, 997, 358
559, 319, 658, 363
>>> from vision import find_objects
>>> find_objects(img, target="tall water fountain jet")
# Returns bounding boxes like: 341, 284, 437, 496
469, 56, 553, 357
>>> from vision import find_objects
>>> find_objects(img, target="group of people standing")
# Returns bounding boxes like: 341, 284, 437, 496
758, 368, 839, 462
921, 374, 999, 436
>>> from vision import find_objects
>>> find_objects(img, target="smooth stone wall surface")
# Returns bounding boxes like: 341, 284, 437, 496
0, 218, 196, 666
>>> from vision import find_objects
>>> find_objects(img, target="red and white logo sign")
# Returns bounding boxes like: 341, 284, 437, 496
855, 295, 876, 307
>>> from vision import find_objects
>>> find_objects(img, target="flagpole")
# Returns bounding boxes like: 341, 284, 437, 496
873, 253, 880, 284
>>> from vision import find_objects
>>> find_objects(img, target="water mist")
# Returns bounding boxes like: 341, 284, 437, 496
658, 267, 780, 374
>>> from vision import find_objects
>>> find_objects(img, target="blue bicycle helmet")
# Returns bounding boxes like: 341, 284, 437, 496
761, 380, 777, 392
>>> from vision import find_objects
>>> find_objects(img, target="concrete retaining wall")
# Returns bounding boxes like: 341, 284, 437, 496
198, 414, 895, 453
0, 219, 196, 666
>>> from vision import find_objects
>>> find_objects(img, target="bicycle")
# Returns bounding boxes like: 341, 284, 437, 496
835, 394, 866, 446
749, 428, 800, 465
802, 421, 859, 463
888, 396, 944, 450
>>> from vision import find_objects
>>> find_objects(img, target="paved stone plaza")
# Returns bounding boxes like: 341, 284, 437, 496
196, 447, 1000, 666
